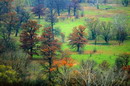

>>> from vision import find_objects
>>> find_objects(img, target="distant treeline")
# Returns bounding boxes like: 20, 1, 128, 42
14, 0, 130, 7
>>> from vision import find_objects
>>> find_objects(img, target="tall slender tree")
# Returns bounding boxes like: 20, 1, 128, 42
45, 0, 58, 39
41, 27, 61, 84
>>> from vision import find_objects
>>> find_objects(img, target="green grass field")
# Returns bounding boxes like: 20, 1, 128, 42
34, 4, 130, 67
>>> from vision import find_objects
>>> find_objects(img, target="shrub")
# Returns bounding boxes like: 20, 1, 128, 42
0, 65, 20, 85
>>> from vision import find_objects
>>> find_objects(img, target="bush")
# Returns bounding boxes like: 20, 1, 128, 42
0, 65, 20, 85
0, 38, 18, 54
115, 53, 130, 69
0, 50, 29, 80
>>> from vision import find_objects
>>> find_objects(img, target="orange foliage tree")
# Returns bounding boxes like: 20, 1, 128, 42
69, 25, 87, 53
53, 58, 76, 69
20, 20, 41, 59
41, 27, 61, 83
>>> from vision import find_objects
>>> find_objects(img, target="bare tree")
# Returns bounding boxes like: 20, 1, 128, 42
96, 67, 127, 86
99, 21, 112, 44
77, 60, 97, 86
113, 14, 128, 45
72, 0, 80, 16
86, 18, 100, 45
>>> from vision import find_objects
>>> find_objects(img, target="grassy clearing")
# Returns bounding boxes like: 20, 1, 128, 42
33, 4, 130, 67
37, 5, 130, 37
62, 40, 130, 67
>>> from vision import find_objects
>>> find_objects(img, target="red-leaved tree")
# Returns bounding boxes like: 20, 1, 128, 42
69, 25, 87, 54
41, 27, 61, 84
32, 4, 45, 19
20, 20, 41, 59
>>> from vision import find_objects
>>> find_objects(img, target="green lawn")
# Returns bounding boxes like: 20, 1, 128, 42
61, 40, 130, 66
33, 4, 130, 67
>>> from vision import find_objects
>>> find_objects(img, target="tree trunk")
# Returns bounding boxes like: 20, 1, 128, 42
48, 57, 52, 85
96, 0, 99, 9
38, 14, 41, 19
95, 38, 97, 45
50, 8, 54, 40
74, 7, 76, 16
68, 6, 71, 16
77, 44, 80, 53
62, 37, 64, 42
30, 28, 33, 59
15, 28, 19, 37
57, 7, 60, 16
8, 26, 12, 38
105, 37, 109, 44
30, 46, 33, 59
122, 0, 129, 7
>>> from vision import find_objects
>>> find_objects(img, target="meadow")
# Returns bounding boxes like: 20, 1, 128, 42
35, 4, 130, 67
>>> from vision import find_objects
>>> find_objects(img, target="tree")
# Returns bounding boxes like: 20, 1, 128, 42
3, 12, 18, 37
86, 18, 100, 45
0, 12, 18, 45
122, 0, 129, 7
32, 4, 45, 19
0, 0, 18, 39
96, 67, 126, 86
0, 0, 13, 15
69, 25, 87, 53
66, 0, 72, 16
33, 0, 44, 6
73, 60, 97, 86
20, 20, 41, 59
103, 0, 107, 4
113, 14, 128, 45
0, 38, 17, 54
100, 21, 112, 44
54, 0, 65, 16
71, 0, 80, 16
45, 0, 68, 16
96, 0, 99, 9
15, 6, 30, 36
45, 0, 58, 39
41, 27, 61, 84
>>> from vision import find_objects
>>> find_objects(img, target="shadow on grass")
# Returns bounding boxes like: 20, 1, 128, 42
90, 43, 111, 45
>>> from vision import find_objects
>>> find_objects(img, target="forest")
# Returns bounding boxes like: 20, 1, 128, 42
0, 0, 130, 86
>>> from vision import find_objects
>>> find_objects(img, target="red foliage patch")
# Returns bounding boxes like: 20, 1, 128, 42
122, 65, 130, 71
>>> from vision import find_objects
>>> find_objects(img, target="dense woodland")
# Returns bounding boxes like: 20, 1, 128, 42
0, 0, 130, 86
